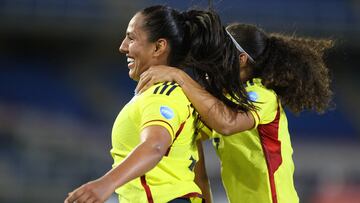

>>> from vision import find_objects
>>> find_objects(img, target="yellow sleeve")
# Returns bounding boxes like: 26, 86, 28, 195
139, 93, 188, 142
246, 84, 278, 127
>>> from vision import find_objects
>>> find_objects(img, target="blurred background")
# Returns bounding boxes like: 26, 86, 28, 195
1, 0, 360, 202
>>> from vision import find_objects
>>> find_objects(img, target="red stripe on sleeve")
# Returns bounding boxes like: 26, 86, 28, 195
165, 120, 186, 156
258, 106, 282, 203
165, 105, 191, 156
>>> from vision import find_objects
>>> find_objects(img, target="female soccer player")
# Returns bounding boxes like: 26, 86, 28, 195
136, 23, 334, 203
64, 7, 255, 203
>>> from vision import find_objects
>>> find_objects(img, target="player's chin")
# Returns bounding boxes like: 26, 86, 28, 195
129, 71, 140, 81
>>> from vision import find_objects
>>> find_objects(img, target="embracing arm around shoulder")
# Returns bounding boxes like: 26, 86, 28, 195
136, 65, 255, 135
64, 125, 171, 203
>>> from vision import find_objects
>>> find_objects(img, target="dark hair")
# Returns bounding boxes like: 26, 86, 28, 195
227, 23, 334, 114
139, 6, 255, 113
140, 6, 189, 67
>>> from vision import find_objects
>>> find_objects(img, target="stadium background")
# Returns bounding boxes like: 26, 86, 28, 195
0, 0, 359, 202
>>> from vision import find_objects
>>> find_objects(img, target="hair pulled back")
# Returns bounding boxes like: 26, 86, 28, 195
140, 6, 189, 66
227, 23, 334, 113
140, 6, 255, 112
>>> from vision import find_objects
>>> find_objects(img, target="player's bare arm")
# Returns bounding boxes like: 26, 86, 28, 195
136, 65, 255, 135
65, 126, 171, 203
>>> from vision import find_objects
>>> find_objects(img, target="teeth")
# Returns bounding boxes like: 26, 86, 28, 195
127, 58, 134, 63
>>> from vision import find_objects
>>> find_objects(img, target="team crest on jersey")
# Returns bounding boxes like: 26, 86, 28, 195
248, 91, 258, 102
160, 106, 174, 119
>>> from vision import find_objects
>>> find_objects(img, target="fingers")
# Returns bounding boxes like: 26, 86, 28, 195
65, 192, 97, 203
138, 79, 153, 94
136, 65, 177, 94
65, 188, 85, 203
76, 191, 93, 203
65, 186, 98, 203
136, 71, 152, 94
87, 196, 100, 203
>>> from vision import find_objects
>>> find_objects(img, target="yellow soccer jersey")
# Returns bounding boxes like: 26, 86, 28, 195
212, 78, 299, 203
110, 82, 202, 203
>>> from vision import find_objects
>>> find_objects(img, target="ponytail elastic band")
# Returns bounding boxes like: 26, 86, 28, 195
225, 29, 255, 62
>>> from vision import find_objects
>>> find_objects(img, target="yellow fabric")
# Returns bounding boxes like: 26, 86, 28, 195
212, 78, 299, 203
111, 82, 202, 203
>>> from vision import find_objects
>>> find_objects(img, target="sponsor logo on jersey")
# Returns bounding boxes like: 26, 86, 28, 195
248, 91, 258, 102
160, 106, 174, 119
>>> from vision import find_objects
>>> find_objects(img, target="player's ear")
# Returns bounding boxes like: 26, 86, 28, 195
153, 38, 168, 57
239, 53, 249, 67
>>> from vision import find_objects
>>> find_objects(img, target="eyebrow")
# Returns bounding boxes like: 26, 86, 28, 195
126, 31, 135, 38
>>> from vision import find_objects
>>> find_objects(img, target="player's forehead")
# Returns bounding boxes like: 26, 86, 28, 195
126, 13, 147, 38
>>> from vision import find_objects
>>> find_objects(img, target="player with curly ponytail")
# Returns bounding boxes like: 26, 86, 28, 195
227, 23, 333, 114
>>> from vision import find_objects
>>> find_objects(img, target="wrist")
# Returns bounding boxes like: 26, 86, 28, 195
101, 171, 122, 190
174, 69, 186, 86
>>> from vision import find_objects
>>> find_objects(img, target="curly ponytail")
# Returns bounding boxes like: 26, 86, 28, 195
227, 23, 334, 114
261, 34, 333, 113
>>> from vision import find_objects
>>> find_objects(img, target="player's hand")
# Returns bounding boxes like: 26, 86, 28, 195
64, 177, 115, 203
136, 65, 180, 94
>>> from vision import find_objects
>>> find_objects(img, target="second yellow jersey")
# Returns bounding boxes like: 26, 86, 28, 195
110, 82, 202, 203
212, 78, 299, 203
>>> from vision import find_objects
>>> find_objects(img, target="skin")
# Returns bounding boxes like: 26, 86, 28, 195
65, 126, 172, 203
195, 140, 213, 203
135, 53, 255, 135
65, 12, 212, 203
120, 13, 169, 81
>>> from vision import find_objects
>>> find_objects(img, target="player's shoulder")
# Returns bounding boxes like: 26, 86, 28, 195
245, 78, 277, 103
139, 82, 191, 119
143, 82, 185, 97
140, 81, 188, 104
